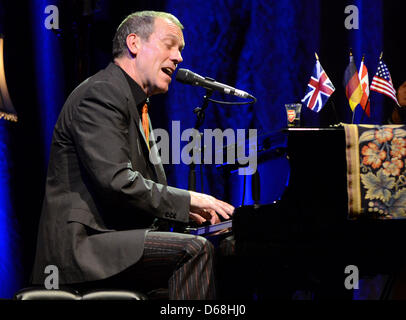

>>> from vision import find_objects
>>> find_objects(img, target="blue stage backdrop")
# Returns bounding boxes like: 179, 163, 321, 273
162, 0, 386, 205
0, 1, 21, 298
31, 0, 65, 164
0, 123, 21, 298
0, 0, 401, 298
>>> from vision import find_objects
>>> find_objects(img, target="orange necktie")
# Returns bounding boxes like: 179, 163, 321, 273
141, 103, 150, 150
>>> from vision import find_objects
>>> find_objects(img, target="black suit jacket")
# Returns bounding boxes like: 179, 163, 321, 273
32, 63, 190, 284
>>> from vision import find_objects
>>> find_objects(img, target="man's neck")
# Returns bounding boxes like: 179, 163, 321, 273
114, 57, 148, 96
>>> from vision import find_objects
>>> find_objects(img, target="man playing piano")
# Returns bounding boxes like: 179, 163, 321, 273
31, 10, 234, 300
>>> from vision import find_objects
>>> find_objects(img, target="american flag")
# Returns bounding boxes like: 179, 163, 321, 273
302, 60, 335, 112
370, 59, 399, 106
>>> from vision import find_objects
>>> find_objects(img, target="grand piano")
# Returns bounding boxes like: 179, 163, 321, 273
214, 127, 406, 299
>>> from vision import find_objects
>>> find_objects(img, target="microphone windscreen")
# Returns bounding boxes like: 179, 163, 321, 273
175, 68, 191, 84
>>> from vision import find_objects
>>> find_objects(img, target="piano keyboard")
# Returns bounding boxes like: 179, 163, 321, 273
184, 220, 232, 236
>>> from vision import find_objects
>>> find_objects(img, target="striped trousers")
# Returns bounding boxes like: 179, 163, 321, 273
140, 231, 217, 300
71, 231, 217, 300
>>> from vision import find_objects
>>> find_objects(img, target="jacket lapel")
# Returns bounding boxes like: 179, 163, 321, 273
107, 63, 166, 184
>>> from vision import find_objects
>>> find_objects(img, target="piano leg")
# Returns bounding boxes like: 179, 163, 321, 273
215, 236, 309, 300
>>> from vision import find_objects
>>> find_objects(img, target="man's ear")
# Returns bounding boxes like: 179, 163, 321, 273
126, 33, 140, 56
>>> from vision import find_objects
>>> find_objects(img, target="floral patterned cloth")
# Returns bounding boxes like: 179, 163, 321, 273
344, 124, 406, 220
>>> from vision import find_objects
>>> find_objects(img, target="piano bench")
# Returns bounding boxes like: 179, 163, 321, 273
13, 286, 148, 300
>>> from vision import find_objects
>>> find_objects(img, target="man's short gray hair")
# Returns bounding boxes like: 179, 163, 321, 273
112, 11, 184, 59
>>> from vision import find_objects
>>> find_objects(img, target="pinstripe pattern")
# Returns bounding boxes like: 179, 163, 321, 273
142, 231, 216, 300
69, 231, 217, 300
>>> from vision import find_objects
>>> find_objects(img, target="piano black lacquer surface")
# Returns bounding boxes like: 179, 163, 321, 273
221, 127, 406, 299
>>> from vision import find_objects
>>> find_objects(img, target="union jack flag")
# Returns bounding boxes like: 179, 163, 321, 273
370, 59, 399, 106
302, 60, 335, 112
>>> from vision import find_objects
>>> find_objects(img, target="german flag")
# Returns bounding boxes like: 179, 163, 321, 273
343, 52, 362, 111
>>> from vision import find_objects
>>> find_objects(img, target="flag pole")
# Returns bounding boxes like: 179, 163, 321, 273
315, 52, 319, 61
349, 49, 356, 124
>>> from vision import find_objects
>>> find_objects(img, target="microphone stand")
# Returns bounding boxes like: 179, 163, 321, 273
188, 89, 213, 191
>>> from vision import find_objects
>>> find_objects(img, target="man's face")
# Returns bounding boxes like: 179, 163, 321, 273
134, 18, 184, 96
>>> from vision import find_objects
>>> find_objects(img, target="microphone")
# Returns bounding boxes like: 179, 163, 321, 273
176, 68, 255, 100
